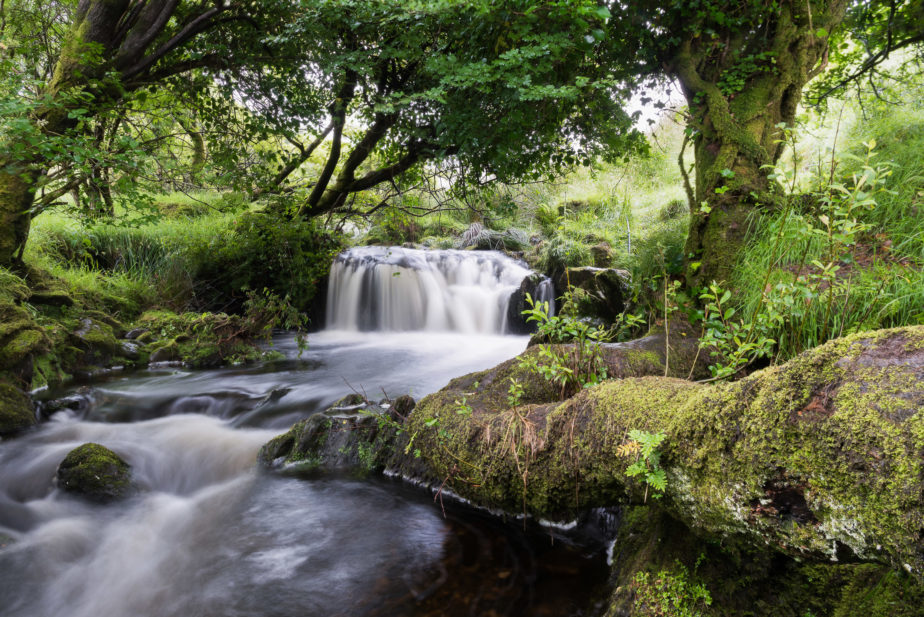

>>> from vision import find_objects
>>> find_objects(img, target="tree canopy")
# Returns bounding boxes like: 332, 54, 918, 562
0, 0, 642, 266
0, 0, 922, 278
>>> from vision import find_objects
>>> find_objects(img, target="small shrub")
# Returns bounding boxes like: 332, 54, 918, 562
517, 292, 609, 398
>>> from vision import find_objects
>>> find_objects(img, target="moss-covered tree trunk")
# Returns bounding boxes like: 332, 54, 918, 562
671, 1, 848, 288
0, 167, 39, 266
0, 0, 227, 269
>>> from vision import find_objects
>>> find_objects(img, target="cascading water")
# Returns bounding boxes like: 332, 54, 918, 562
326, 246, 555, 334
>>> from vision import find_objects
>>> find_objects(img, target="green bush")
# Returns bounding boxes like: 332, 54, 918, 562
193, 212, 341, 313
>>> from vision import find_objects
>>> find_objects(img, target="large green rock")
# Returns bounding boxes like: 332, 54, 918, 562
56, 442, 133, 502
603, 506, 924, 617
262, 326, 924, 576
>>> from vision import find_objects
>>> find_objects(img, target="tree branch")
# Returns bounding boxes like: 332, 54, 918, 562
115, 0, 180, 70
298, 72, 358, 216
120, 6, 224, 81
251, 121, 334, 200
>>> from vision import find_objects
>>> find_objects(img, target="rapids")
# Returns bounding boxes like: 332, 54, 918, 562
0, 248, 609, 617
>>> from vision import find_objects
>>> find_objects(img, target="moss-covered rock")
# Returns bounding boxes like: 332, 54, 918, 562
0, 381, 35, 436
258, 397, 398, 473
56, 442, 132, 502
562, 266, 630, 323
262, 326, 924, 576
135, 310, 267, 368
69, 317, 121, 366
0, 296, 48, 384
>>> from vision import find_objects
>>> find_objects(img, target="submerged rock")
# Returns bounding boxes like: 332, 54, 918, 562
56, 443, 133, 502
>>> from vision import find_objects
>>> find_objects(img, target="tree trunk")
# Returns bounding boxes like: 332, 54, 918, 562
0, 0, 225, 269
0, 164, 39, 266
672, 1, 848, 289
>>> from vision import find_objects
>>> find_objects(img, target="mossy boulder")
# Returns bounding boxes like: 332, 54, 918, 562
604, 505, 924, 617
69, 317, 121, 367
560, 266, 630, 323
259, 396, 398, 473
0, 297, 48, 383
262, 325, 924, 577
56, 442, 132, 502
0, 381, 35, 436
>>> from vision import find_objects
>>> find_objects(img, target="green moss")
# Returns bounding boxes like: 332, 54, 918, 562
136, 310, 267, 368
56, 442, 132, 502
0, 381, 35, 435
31, 353, 70, 389
261, 325, 924, 575
605, 506, 924, 617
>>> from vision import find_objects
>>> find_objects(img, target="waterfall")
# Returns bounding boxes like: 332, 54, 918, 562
325, 246, 554, 334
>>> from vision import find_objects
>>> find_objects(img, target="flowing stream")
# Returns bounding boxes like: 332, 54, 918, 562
0, 248, 608, 617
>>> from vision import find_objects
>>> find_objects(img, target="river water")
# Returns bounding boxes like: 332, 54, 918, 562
0, 249, 609, 616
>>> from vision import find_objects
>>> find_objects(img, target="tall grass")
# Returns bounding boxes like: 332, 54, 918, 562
26, 210, 239, 312
732, 95, 924, 359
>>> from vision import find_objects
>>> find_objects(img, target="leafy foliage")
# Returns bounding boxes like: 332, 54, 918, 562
194, 212, 341, 314
517, 291, 608, 398
632, 560, 712, 617
619, 429, 668, 501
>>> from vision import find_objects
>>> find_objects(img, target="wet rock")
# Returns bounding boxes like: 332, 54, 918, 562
259, 395, 401, 471
560, 266, 629, 323
120, 341, 141, 361
389, 394, 416, 421
71, 318, 120, 366
506, 273, 555, 335
37, 387, 99, 420
149, 342, 179, 363
124, 328, 148, 340
331, 393, 368, 409
56, 443, 132, 502
0, 382, 36, 436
